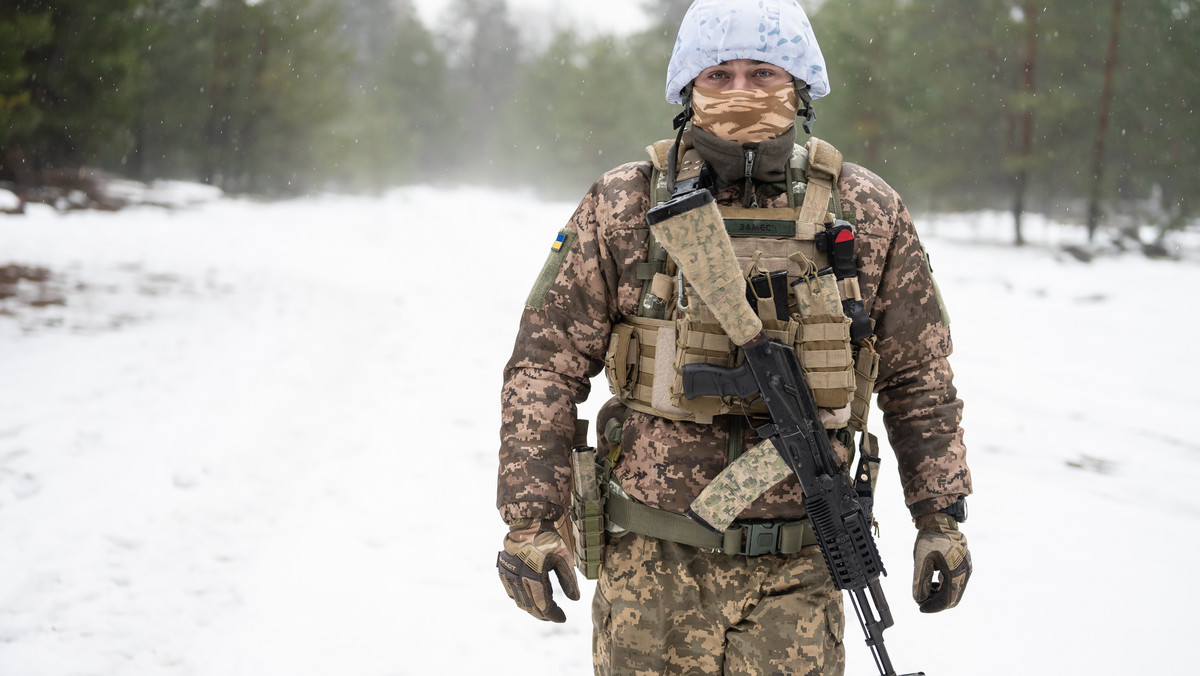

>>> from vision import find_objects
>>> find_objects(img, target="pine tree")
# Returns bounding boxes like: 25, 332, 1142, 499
2, 1, 142, 176
0, 8, 52, 184
1105, 0, 1200, 234
335, 1, 449, 190
1086, 0, 1123, 242
437, 0, 523, 177
126, 0, 211, 182
809, 0, 908, 168
198, 0, 350, 193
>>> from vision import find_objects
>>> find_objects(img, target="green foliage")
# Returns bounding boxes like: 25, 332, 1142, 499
2, 0, 143, 174
438, 0, 524, 180
1107, 0, 1200, 222
0, 8, 52, 167
500, 29, 676, 197
333, 2, 449, 191
194, 0, 351, 194
808, 0, 907, 166
0, 0, 1193, 222
807, 0, 1200, 228
126, 0, 211, 181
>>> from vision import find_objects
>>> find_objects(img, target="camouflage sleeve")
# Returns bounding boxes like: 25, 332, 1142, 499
497, 164, 650, 524
842, 164, 972, 518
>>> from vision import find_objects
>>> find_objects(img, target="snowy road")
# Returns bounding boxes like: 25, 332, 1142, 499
1, 188, 1197, 675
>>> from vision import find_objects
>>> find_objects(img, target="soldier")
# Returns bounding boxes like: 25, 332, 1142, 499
495, 1, 972, 674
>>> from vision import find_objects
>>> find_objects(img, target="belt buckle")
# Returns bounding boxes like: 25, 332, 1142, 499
740, 521, 781, 557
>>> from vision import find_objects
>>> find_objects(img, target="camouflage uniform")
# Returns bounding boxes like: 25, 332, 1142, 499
593, 533, 842, 676
498, 159, 971, 673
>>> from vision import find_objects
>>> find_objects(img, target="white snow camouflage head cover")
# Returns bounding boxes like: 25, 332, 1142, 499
665, 0, 830, 105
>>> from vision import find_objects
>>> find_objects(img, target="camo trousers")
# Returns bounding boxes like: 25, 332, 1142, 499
591, 531, 845, 675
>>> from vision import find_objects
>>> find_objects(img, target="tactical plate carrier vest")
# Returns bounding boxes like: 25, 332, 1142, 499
603, 136, 880, 433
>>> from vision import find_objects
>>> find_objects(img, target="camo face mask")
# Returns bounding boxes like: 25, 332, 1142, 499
690, 83, 799, 144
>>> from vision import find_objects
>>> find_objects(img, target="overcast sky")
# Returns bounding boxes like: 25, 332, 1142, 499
411, 0, 655, 36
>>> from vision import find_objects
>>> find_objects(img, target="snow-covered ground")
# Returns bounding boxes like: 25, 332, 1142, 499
0, 185, 1197, 675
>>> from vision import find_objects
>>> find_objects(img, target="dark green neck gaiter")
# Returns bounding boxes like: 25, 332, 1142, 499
689, 124, 798, 191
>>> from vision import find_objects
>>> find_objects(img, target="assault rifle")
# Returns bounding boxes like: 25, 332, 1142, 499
682, 335, 923, 676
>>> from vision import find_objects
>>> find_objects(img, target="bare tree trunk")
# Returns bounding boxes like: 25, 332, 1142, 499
0, 147, 21, 186
236, 26, 272, 193
1086, 0, 1123, 243
201, 0, 241, 188
1012, 2, 1039, 247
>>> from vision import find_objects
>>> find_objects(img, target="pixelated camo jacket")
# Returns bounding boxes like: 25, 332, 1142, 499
498, 161, 971, 524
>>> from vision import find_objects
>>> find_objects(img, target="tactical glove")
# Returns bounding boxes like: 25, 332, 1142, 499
496, 514, 580, 623
912, 512, 972, 613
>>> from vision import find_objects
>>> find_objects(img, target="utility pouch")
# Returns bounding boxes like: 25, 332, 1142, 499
670, 313, 798, 421
570, 445, 607, 580
850, 339, 880, 432
791, 270, 855, 408
791, 267, 841, 316
639, 272, 675, 320
746, 270, 790, 322
603, 322, 639, 400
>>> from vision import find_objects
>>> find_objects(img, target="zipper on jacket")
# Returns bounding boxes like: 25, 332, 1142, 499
743, 149, 758, 208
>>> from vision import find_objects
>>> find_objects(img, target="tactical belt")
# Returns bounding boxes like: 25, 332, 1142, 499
606, 486, 817, 557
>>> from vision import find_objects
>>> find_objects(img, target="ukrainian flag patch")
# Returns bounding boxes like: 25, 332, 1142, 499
526, 227, 577, 309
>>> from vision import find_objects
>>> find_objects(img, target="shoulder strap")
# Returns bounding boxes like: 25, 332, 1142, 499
798, 136, 844, 226
807, 136, 844, 180
646, 135, 704, 207
646, 139, 672, 206
785, 143, 809, 208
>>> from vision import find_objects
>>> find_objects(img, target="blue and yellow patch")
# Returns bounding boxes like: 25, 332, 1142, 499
526, 227, 577, 309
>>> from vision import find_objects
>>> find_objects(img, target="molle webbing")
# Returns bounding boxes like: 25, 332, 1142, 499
604, 315, 673, 418
611, 137, 856, 425
604, 315, 798, 423
646, 137, 842, 219
802, 138, 843, 223
850, 337, 880, 433
569, 445, 604, 580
